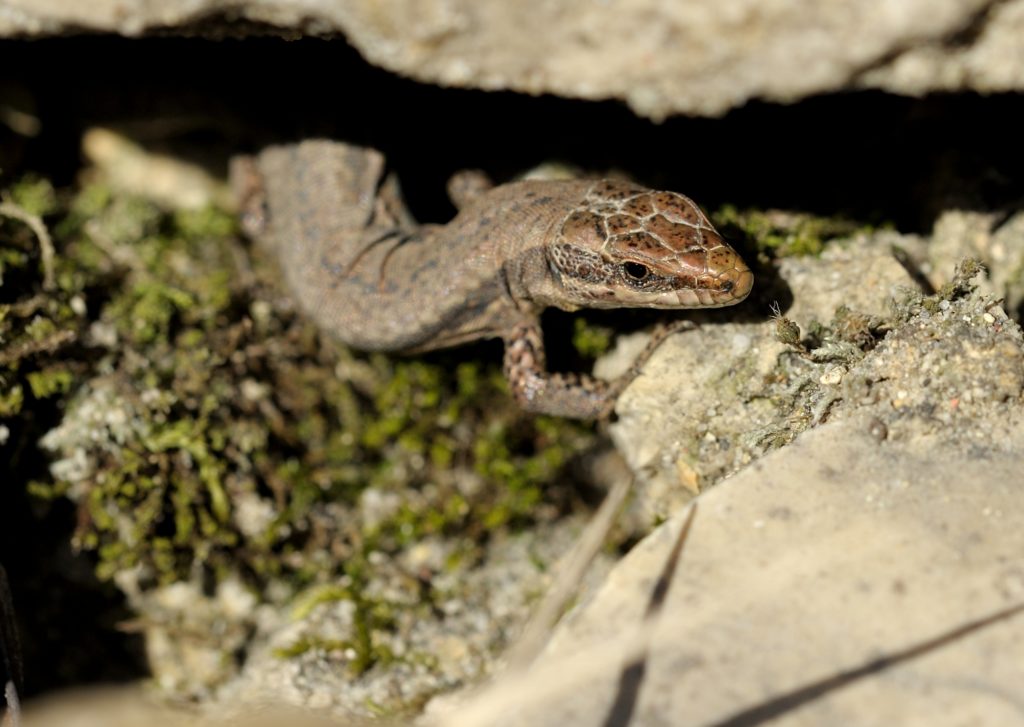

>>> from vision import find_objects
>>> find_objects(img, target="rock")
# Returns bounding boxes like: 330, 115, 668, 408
2, 1, 1023, 119
209, 516, 615, 720
434, 416, 1024, 727
81, 128, 232, 211
21, 684, 348, 726
22, 685, 194, 727
928, 209, 1024, 317
596, 237, 926, 520
860, 0, 1024, 98
427, 231, 1024, 726
128, 579, 257, 698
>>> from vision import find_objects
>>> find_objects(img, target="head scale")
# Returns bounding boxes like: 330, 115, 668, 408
548, 180, 752, 309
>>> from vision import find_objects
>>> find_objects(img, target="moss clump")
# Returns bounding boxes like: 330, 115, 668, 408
1, 177, 83, 421
3, 171, 598, 692
921, 257, 987, 314
890, 257, 987, 318
275, 561, 398, 677
571, 318, 614, 359
714, 205, 878, 259
751, 298, 897, 454
26, 366, 73, 399
753, 258, 984, 458
0, 384, 24, 417
8, 175, 59, 217
28, 180, 595, 583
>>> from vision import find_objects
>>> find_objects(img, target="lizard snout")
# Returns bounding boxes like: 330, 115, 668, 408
714, 263, 753, 304
676, 256, 753, 308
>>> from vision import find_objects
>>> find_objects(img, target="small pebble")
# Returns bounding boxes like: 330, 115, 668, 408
868, 418, 888, 441
819, 365, 845, 386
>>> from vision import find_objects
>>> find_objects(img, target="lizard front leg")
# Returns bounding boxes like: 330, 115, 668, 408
503, 320, 693, 419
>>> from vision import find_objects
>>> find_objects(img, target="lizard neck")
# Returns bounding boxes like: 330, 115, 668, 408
483, 180, 598, 315
506, 241, 578, 314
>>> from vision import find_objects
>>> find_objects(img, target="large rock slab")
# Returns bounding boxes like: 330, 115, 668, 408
2, 0, 1023, 119
434, 415, 1024, 727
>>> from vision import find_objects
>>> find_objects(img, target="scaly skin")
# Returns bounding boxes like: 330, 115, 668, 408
233, 140, 752, 419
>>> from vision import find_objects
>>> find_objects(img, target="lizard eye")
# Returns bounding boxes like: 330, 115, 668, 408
623, 262, 650, 281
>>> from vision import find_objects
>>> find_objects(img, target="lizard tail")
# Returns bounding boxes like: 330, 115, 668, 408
233, 140, 420, 332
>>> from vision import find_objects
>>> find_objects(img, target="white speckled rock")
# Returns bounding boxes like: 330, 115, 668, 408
596, 237, 922, 519
3, 0, 1024, 119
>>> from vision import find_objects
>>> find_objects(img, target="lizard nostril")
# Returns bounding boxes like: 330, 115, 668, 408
721, 280, 734, 292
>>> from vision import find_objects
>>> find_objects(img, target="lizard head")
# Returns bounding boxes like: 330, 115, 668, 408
547, 180, 752, 310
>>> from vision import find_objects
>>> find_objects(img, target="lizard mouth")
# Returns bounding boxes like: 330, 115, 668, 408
676, 263, 753, 308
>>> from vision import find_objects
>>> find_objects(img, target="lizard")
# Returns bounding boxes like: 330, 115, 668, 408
231, 140, 752, 419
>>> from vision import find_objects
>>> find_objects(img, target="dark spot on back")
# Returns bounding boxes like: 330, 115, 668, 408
622, 195, 655, 217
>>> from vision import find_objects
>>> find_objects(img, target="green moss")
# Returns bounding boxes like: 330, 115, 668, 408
937, 258, 985, 301
273, 636, 352, 659
26, 366, 73, 398
4, 169, 598, 702
0, 384, 24, 416
23, 177, 593, 582
172, 206, 238, 240
9, 176, 58, 217
751, 290, 906, 455
890, 258, 986, 322
290, 583, 352, 620
0, 178, 83, 425
0, 247, 29, 285
116, 280, 195, 344
24, 315, 58, 341
278, 561, 400, 676
714, 205, 877, 258
572, 318, 614, 359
